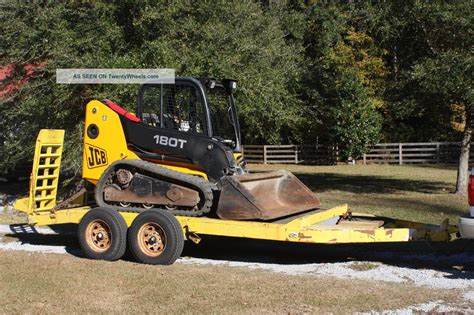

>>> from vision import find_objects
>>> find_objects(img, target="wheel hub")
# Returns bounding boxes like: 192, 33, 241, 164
138, 223, 166, 257
85, 219, 112, 252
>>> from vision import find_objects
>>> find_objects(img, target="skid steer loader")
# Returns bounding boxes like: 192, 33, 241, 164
81, 77, 320, 221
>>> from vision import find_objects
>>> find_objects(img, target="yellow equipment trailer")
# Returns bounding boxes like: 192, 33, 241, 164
14, 129, 458, 265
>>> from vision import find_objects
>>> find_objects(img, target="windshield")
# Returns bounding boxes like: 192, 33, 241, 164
140, 84, 208, 135
207, 87, 236, 147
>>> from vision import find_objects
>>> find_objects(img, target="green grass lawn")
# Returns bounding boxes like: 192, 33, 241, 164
248, 164, 467, 224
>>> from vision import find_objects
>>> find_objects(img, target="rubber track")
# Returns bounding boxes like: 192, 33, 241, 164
94, 160, 214, 217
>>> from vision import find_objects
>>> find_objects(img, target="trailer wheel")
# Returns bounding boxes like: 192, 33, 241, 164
78, 207, 127, 261
128, 210, 184, 265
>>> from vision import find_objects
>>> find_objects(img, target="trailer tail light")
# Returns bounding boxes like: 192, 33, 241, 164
469, 174, 474, 206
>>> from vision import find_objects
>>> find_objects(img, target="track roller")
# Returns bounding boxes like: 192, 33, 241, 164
128, 209, 184, 265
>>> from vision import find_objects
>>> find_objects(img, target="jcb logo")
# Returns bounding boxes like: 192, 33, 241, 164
86, 144, 108, 169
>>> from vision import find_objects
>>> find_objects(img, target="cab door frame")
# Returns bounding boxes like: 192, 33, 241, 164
136, 77, 214, 139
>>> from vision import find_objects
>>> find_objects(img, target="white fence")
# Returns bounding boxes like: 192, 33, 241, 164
242, 142, 473, 165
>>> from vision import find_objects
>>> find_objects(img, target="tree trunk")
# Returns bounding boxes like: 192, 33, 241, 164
455, 114, 472, 194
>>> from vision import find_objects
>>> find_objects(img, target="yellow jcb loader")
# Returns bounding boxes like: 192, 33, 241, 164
81, 77, 320, 222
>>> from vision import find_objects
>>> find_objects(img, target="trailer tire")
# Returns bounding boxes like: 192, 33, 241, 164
78, 207, 127, 261
128, 209, 184, 265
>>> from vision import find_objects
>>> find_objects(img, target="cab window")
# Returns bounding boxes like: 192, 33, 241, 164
140, 83, 207, 135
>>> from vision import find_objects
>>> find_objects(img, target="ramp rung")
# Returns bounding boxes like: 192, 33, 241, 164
41, 143, 61, 147
34, 196, 55, 201
34, 207, 55, 211
37, 175, 58, 179
34, 185, 56, 191
39, 153, 60, 158
37, 165, 60, 169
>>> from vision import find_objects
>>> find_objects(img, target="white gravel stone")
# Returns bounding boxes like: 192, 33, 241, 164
359, 300, 474, 314
464, 290, 474, 302
0, 240, 69, 254
179, 257, 474, 291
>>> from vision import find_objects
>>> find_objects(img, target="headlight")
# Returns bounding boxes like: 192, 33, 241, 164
207, 80, 216, 89
223, 79, 238, 92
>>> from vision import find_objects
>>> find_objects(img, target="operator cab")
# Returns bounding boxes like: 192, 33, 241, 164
137, 77, 241, 152
113, 77, 245, 181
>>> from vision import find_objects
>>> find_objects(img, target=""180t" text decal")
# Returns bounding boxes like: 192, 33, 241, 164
154, 135, 187, 149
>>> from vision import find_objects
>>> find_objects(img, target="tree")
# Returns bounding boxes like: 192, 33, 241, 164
413, 52, 474, 193
2, 0, 471, 181
397, 2, 473, 193
353, 1, 466, 143
0, 1, 304, 178
409, 1, 473, 193
356, 1, 473, 192
301, 3, 384, 160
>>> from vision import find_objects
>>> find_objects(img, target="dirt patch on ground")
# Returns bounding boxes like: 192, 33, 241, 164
347, 262, 380, 272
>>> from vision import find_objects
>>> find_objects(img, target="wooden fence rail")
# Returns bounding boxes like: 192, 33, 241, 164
242, 142, 474, 165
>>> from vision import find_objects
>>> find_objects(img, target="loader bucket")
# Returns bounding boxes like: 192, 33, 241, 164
216, 170, 321, 221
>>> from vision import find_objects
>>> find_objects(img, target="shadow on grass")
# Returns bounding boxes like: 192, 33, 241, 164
412, 164, 457, 169
325, 194, 465, 218
295, 173, 453, 194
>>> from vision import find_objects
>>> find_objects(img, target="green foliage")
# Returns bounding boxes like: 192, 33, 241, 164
0, 1, 303, 174
327, 72, 382, 160
355, 0, 473, 142
1, 0, 472, 175
413, 51, 473, 113
301, 3, 383, 159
